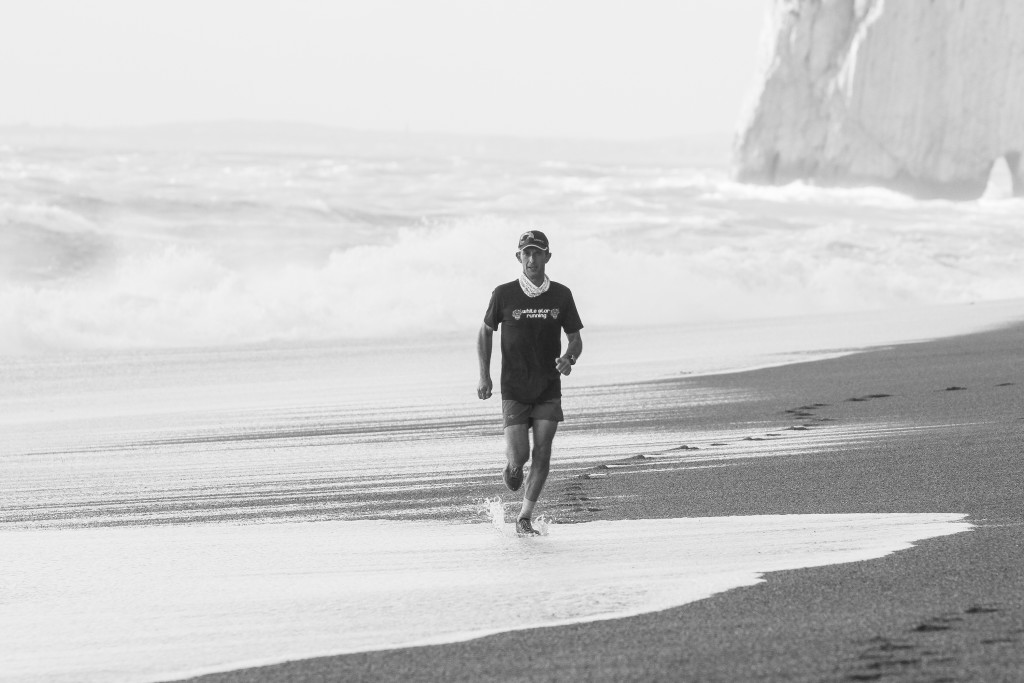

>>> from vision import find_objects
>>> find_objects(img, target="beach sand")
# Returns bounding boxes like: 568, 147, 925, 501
178, 320, 1024, 682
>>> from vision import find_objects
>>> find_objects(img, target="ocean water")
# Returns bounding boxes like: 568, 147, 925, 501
3, 513, 970, 683
1, 135, 1021, 680
2, 141, 1023, 351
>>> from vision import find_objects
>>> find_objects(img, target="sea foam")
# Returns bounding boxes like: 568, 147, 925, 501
0, 514, 970, 683
2, 146, 1023, 353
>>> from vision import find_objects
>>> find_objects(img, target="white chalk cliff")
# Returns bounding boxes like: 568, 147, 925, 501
735, 0, 1024, 199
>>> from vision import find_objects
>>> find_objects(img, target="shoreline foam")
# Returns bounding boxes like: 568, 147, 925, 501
2, 514, 971, 683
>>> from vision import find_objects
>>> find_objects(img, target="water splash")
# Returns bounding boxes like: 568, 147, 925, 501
533, 514, 552, 536
476, 497, 513, 537
477, 497, 552, 538
485, 497, 507, 533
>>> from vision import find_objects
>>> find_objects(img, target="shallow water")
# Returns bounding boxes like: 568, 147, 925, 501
2, 513, 970, 683
2, 301, 1019, 530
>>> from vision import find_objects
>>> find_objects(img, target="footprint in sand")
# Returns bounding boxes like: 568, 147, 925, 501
913, 617, 959, 632
965, 605, 1000, 614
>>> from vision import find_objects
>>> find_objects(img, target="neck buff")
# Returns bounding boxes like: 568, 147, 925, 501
519, 272, 550, 298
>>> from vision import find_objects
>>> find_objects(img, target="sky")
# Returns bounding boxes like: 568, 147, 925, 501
0, 0, 768, 140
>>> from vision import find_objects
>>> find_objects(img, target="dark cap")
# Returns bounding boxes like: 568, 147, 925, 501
517, 230, 549, 252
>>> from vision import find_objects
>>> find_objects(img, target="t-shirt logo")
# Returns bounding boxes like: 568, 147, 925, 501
550, 308, 560, 319
512, 309, 523, 320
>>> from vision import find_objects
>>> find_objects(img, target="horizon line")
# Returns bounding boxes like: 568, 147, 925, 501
0, 119, 737, 146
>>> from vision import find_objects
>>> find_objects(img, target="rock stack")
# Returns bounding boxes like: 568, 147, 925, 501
735, 0, 1024, 199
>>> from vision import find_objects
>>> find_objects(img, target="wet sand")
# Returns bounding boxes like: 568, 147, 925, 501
180, 320, 1024, 682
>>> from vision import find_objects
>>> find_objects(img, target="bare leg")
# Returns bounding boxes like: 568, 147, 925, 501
520, 419, 558, 519
504, 423, 530, 469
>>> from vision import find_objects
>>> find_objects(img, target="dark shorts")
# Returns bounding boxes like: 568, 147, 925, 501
502, 397, 564, 429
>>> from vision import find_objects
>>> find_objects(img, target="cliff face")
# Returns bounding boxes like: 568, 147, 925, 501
735, 0, 1024, 199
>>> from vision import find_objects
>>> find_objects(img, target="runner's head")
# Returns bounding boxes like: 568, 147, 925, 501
516, 230, 552, 280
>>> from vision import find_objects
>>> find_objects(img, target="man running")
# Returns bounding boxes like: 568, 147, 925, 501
477, 230, 584, 536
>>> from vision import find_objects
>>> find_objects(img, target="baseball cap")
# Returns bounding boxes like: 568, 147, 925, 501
517, 230, 550, 252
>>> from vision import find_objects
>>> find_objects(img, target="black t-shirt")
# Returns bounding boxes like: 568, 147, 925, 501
483, 280, 583, 403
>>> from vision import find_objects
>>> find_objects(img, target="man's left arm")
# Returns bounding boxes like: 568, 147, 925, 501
555, 331, 582, 376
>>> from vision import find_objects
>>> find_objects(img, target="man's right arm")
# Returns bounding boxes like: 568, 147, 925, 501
477, 323, 494, 400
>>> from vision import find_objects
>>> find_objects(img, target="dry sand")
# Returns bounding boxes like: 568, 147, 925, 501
180, 320, 1024, 682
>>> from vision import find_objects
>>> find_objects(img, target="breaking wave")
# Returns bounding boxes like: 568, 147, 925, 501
2, 146, 1023, 353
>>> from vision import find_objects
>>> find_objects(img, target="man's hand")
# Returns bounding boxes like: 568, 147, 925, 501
555, 356, 573, 376
477, 377, 493, 400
